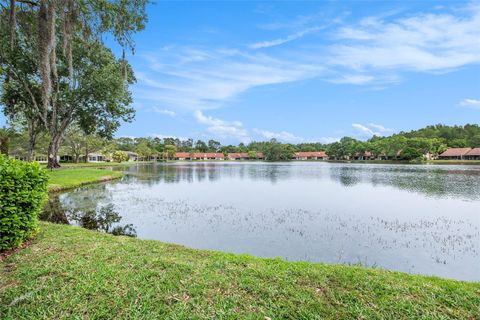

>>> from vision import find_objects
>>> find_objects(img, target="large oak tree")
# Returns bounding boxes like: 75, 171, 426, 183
0, 0, 148, 167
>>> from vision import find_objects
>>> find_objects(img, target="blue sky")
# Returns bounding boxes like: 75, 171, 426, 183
3, 0, 480, 143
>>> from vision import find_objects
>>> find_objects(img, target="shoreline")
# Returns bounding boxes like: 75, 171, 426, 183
47, 168, 126, 193
165, 159, 480, 165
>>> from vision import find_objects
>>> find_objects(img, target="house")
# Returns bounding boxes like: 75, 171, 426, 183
294, 151, 328, 160
60, 154, 74, 162
228, 153, 249, 160
439, 148, 472, 160
77, 153, 106, 162
175, 152, 192, 160
192, 153, 225, 160
464, 148, 480, 160
353, 151, 374, 160
125, 151, 138, 161
87, 153, 105, 162
10, 152, 51, 163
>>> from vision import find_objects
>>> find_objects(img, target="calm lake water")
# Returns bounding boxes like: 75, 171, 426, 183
43, 162, 480, 281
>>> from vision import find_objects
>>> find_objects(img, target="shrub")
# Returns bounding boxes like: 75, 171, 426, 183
0, 155, 48, 251
112, 150, 129, 163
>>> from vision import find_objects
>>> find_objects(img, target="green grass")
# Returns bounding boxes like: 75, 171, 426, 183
41, 161, 153, 169
1, 223, 479, 319
47, 168, 125, 192
427, 160, 480, 165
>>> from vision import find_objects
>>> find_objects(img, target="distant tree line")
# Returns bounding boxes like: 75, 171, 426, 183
1, 124, 479, 162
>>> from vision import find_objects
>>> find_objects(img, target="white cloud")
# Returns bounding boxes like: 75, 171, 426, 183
134, 4, 480, 116
458, 98, 480, 109
249, 26, 323, 49
194, 110, 250, 143
368, 123, 395, 133
330, 5, 480, 74
152, 107, 176, 117
352, 123, 375, 136
253, 129, 303, 143
314, 137, 341, 144
131, 4, 480, 143
328, 75, 374, 84
136, 47, 322, 111
352, 123, 395, 137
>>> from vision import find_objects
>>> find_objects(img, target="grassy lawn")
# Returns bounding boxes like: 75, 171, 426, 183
47, 168, 125, 192
41, 161, 154, 169
1, 223, 479, 319
427, 160, 480, 165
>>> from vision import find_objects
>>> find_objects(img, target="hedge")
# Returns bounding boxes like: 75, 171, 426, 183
0, 155, 48, 251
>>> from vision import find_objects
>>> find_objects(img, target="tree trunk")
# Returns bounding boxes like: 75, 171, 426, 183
27, 130, 36, 162
47, 136, 61, 168
27, 120, 38, 162
84, 139, 88, 163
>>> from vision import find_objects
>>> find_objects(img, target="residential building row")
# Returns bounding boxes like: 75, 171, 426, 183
174, 152, 328, 161
9, 148, 480, 163
438, 148, 480, 160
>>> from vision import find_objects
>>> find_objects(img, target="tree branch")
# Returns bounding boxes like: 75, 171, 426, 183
9, 68, 48, 128
16, 0, 38, 6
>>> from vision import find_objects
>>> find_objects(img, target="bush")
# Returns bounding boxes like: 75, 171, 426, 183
112, 150, 129, 163
0, 155, 48, 251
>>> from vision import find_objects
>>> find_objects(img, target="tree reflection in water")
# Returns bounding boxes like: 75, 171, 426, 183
42, 196, 136, 237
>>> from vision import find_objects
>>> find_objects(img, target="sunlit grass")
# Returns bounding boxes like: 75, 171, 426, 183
41, 161, 153, 169
1, 222, 479, 319
47, 168, 124, 192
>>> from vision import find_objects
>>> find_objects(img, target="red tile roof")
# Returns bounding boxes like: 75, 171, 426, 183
295, 151, 327, 157
175, 152, 191, 158
192, 153, 225, 158
440, 148, 472, 157
465, 148, 480, 156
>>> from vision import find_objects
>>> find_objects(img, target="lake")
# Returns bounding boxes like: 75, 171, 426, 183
43, 162, 480, 281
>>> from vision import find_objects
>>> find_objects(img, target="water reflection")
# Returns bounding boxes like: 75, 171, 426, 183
117, 162, 480, 200
43, 162, 480, 280
42, 193, 136, 237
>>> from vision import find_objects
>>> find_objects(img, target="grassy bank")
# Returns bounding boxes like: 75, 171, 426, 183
47, 168, 125, 192
1, 223, 479, 319
428, 160, 480, 165
41, 161, 154, 169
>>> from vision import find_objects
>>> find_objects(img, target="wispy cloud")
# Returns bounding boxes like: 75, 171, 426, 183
352, 123, 395, 138
458, 98, 480, 109
328, 75, 375, 85
249, 26, 323, 49
315, 137, 341, 144
194, 110, 250, 143
330, 4, 480, 75
131, 4, 480, 142
136, 47, 322, 111
253, 129, 303, 143
135, 4, 480, 115
152, 107, 176, 117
